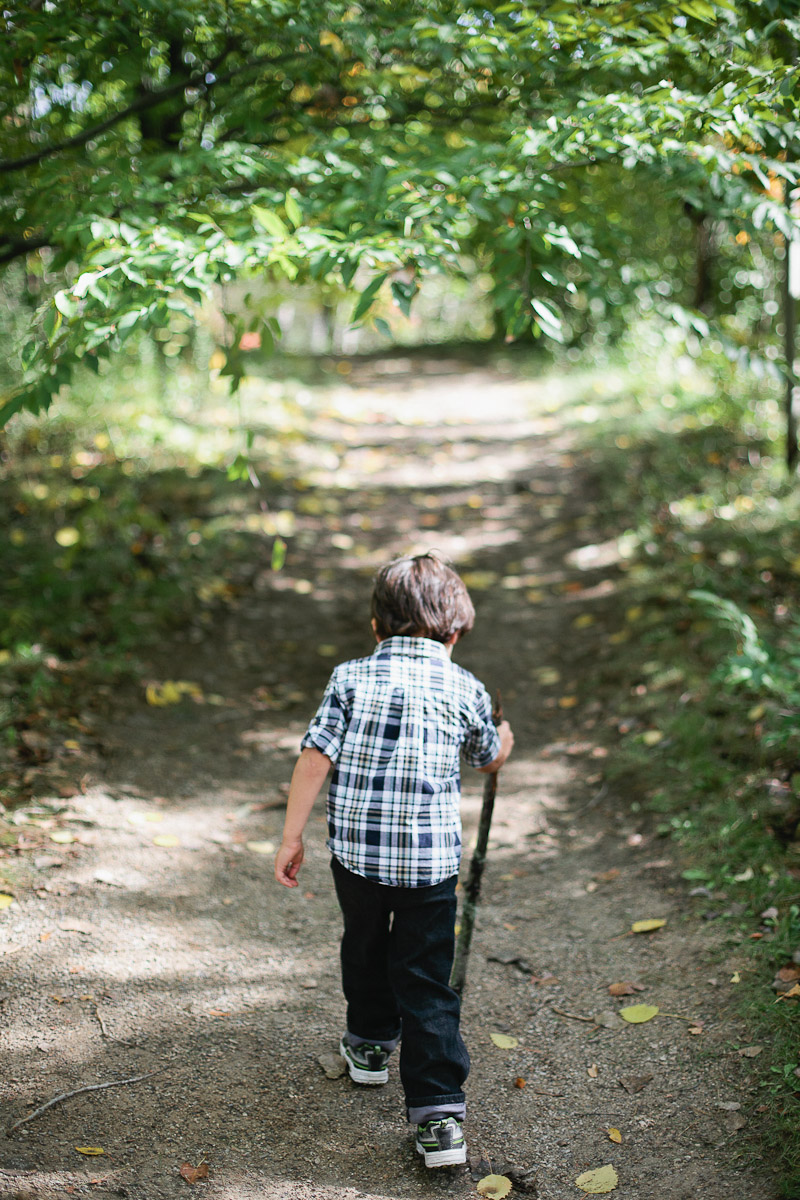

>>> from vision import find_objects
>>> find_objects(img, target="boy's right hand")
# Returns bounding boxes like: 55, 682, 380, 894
479, 719, 514, 773
275, 838, 304, 888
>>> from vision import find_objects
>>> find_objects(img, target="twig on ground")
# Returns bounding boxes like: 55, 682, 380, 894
551, 1006, 596, 1023
6, 1069, 164, 1135
92, 1002, 111, 1039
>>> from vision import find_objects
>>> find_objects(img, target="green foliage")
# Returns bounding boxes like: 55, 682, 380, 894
2, 1, 799, 420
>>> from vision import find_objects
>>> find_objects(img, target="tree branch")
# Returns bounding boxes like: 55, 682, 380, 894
0, 48, 300, 175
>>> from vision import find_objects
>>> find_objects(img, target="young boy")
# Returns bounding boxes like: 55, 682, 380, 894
275, 553, 513, 1168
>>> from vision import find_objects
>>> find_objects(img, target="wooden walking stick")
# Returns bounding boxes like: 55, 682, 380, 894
451, 693, 503, 998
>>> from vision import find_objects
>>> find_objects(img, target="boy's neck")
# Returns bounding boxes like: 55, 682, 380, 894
371, 623, 457, 657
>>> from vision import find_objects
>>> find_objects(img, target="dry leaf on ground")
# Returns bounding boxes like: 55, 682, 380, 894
179, 1161, 209, 1184
75, 1147, 104, 1156
245, 841, 275, 855
0, 894, 14, 910
608, 981, 644, 996
152, 834, 181, 848
630, 918, 666, 934
619, 1003, 659, 1023
575, 1164, 618, 1193
618, 1074, 654, 1094
477, 1174, 512, 1199
608, 1128, 622, 1144
490, 1032, 518, 1049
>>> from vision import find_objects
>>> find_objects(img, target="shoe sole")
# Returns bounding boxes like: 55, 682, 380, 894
415, 1144, 467, 1168
339, 1039, 389, 1085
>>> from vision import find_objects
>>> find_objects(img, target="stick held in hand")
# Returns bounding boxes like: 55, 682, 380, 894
451, 692, 503, 998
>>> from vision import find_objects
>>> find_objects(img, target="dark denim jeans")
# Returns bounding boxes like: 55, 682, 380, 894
330, 856, 469, 1119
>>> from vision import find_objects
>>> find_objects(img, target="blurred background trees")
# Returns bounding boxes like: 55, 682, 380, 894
1, 0, 798, 456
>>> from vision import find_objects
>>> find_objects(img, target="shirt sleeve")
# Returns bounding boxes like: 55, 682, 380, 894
300, 669, 349, 762
460, 682, 501, 768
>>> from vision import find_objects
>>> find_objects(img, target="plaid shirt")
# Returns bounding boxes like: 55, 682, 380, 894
300, 636, 500, 887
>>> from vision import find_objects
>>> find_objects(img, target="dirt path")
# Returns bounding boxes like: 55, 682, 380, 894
0, 360, 776, 1199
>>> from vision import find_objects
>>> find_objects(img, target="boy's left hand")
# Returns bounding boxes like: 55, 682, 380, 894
275, 838, 304, 887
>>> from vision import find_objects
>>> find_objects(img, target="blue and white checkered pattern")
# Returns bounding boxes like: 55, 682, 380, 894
301, 636, 500, 887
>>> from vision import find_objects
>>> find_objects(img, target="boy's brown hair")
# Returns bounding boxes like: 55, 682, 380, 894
371, 553, 476, 644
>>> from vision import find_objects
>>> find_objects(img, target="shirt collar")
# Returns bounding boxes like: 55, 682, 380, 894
373, 635, 451, 660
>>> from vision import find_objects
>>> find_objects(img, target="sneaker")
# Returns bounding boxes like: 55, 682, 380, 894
415, 1117, 467, 1168
339, 1038, 390, 1085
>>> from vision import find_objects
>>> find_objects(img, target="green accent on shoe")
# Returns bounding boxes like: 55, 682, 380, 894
339, 1038, 390, 1085
415, 1117, 467, 1168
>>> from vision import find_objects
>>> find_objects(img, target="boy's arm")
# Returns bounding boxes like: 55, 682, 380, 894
476, 719, 514, 774
275, 747, 332, 888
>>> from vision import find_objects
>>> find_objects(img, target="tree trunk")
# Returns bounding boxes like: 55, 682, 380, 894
784, 175, 798, 474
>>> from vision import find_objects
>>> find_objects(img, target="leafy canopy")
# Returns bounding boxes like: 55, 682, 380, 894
2, 0, 798, 422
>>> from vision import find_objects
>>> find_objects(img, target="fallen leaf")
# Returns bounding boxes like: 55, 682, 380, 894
152, 834, 181, 848
730, 971, 741, 983
558, 696, 579, 709
608, 981, 643, 996
318, 1052, 347, 1079
619, 1004, 659, 1024
595, 869, 621, 883
587, 1063, 599, 1078
688, 1024, 704, 1035
477, 1174, 512, 1199
0, 894, 14, 910
127, 811, 164, 825
245, 840, 276, 855
179, 1161, 209, 1184
641, 730, 663, 746
618, 1074, 653, 1093
75, 1147, 104, 1156
573, 614, 595, 629
593, 1010, 622, 1029
207, 1009, 230, 1016
514, 1077, 526, 1089
146, 680, 203, 707
776, 983, 800, 1000
737, 1045, 763, 1057
490, 1033, 518, 1049
575, 1164, 618, 1193
49, 831, 76, 844
608, 1128, 622, 1144
776, 965, 800, 982
630, 919, 666, 933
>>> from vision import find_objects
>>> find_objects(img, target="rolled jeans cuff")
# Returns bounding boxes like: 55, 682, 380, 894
407, 1097, 466, 1125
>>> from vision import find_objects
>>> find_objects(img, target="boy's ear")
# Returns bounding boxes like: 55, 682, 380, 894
371, 618, 382, 642
446, 631, 460, 646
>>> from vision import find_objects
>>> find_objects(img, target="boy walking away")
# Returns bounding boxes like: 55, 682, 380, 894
275, 553, 514, 1168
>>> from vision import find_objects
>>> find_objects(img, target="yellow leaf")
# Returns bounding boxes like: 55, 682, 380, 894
631, 919, 666, 933
75, 1147, 104, 1156
319, 29, 346, 54
575, 1164, 618, 1194
490, 1032, 518, 1049
63, 738, 81, 751
127, 811, 163, 825
731, 971, 741, 983
619, 1004, 660, 1023
558, 695, 579, 709
246, 840, 276, 855
49, 830, 75, 844
625, 606, 643, 622
608, 1128, 622, 1144
0, 894, 14, 910
587, 1063, 599, 1078
573, 614, 595, 629
477, 1175, 512, 1199
748, 704, 766, 721
537, 667, 561, 685
152, 834, 180, 848
55, 527, 80, 547
641, 730, 663, 746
